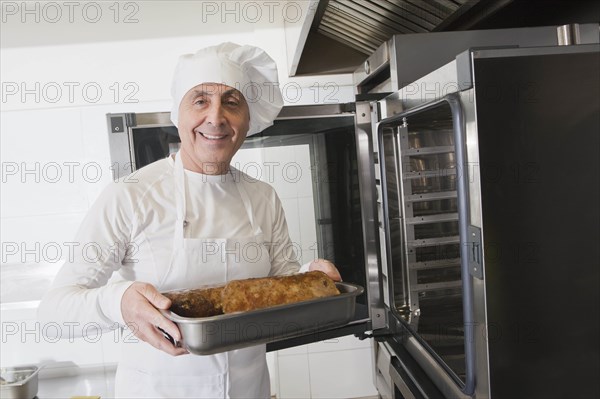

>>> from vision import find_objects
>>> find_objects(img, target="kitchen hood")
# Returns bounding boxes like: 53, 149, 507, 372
295, 0, 600, 75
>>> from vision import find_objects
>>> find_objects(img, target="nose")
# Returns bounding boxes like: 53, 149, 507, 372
205, 102, 226, 128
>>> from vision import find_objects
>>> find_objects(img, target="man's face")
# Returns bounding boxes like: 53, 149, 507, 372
177, 83, 250, 174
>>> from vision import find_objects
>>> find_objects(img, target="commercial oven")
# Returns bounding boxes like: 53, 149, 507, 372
107, 27, 599, 398
369, 43, 599, 398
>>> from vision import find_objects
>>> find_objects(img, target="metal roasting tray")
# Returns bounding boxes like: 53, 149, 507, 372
160, 282, 364, 355
0, 366, 39, 399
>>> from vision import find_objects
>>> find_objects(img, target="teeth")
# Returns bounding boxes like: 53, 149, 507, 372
199, 132, 225, 140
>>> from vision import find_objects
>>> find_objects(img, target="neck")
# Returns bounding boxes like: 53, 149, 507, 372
178, 150, 230, 175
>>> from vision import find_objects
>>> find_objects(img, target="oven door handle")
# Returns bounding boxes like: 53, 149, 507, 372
448, 93, 477, 396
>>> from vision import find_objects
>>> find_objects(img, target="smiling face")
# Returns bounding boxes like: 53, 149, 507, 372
176, 83, 250, 174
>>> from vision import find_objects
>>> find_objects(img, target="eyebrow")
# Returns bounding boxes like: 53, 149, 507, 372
189, 88, 241, 98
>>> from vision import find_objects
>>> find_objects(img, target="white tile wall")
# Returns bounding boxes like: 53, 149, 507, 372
275, 335, 378, 399
278, 343, 309, 357
234, 143, 318, 266
280, 197, 303, 260
309, 347, 377, 398
1, 108, 83, 162
265, 145, 301, 200
1, 214, 85, 264
0, 304, 106, 368
0, 101, 174, 270
308, 334, 372, 353
307, 336, 377, 398
292, 143, 314, 196
298, 195, 319, 263
277, 352, 312, 399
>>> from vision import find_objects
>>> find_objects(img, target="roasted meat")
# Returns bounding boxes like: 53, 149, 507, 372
165, 271, 339, 317
221, 271, 340, 313
164, 286, 224, 318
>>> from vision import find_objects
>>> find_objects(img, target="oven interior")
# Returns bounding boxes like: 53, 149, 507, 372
377, 102, 466, 384
132, 126, 180, 169
241, 116, 369, 308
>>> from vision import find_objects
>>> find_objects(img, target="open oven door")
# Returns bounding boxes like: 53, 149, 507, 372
374, 93, 477, 399
107, 103, 390, 351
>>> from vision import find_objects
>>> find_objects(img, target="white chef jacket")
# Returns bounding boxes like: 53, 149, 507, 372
38, 154, 301, 397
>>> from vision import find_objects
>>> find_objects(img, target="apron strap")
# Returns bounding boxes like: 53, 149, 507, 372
232, 168, 263, 237
174, 154, 263, 242
173, 152, 186, 248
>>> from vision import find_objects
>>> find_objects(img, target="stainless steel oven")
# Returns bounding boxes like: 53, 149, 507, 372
107, 27, 599, 398
370, 43, 599, 398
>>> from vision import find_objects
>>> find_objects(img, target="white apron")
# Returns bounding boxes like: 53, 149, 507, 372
114, 153, 272, 398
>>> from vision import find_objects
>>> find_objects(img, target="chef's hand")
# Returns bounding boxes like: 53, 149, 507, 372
309, 259, 342, 281
121, 282, 188, 356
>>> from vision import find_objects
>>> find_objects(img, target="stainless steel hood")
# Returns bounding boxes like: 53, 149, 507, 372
315, 0, 485, 55
295, 0, 600, 75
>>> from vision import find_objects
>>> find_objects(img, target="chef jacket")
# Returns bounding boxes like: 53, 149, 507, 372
38, 153, 301, 397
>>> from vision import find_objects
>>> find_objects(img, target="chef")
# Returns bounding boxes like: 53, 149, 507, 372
38, 42, 341, 398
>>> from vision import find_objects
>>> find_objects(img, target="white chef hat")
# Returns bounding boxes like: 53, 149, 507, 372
170, 42, 284, 136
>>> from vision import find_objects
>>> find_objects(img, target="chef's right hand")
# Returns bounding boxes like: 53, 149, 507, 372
121, 282, 188, 356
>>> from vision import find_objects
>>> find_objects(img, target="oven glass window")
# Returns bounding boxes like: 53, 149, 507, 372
132, 126, 180, 169
378, 102, 466, 383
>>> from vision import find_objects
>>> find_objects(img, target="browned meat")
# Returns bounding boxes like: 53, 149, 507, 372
165, 271, 339, 317
164, 286, 224, 318
221, 271, 340, 313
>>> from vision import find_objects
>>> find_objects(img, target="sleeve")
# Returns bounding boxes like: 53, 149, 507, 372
299, 262, 311, 273
37, 181, 137, 339
267, 192, 301, 277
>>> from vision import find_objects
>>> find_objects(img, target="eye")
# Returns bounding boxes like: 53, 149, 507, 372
194, 98, 207, 106
224, 98, 239, 107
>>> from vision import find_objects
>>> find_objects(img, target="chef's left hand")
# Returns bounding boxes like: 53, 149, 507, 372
309, 259, 342, 281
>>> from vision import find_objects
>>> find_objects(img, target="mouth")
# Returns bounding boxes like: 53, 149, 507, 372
196, 131, 228, 141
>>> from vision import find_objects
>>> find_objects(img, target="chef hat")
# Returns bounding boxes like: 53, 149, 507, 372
170, 42, 284, 136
